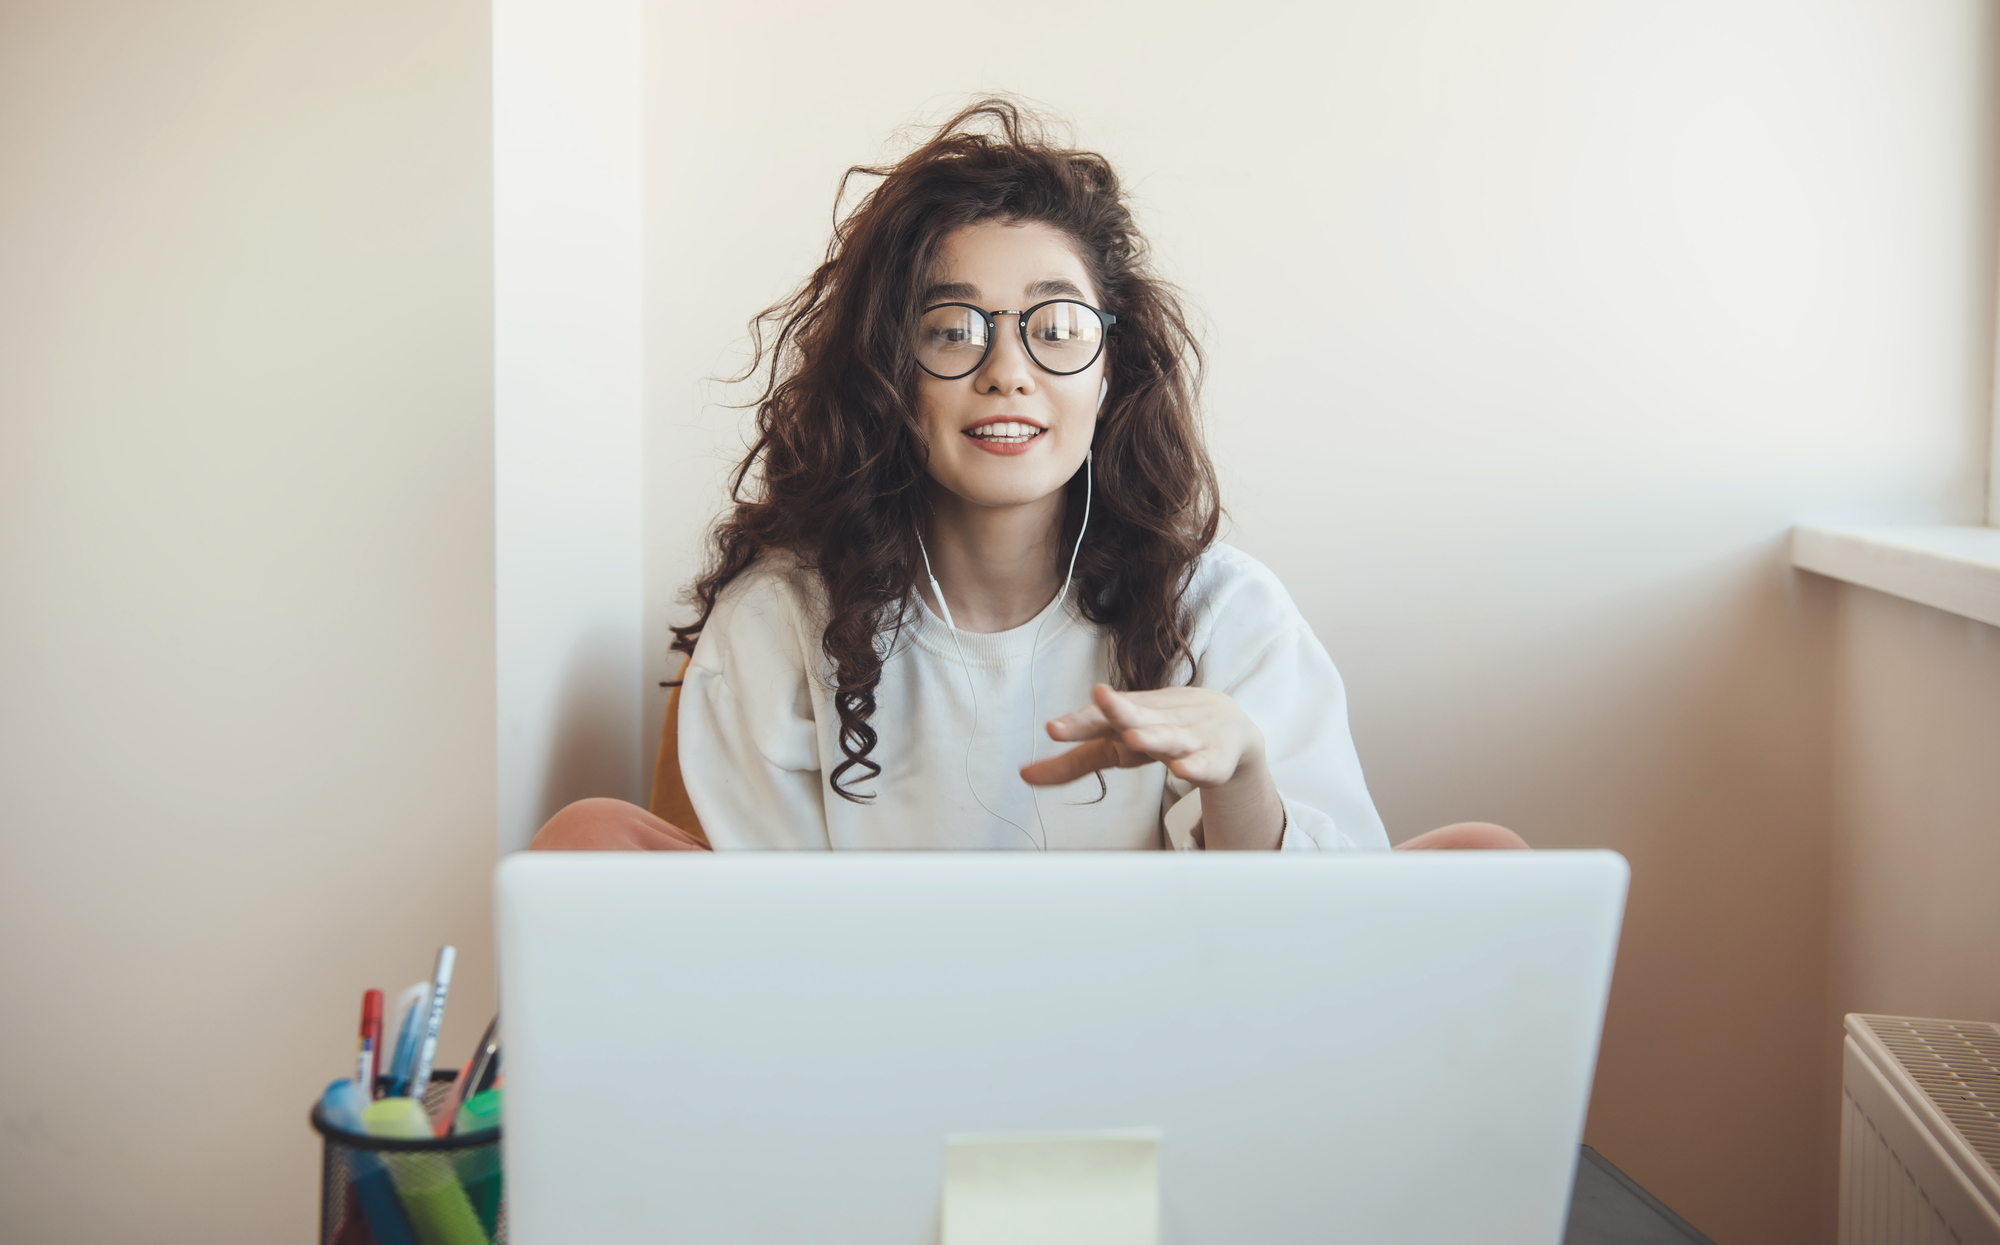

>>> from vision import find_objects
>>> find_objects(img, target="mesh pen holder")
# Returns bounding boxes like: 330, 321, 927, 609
310, 1073, 504, 1245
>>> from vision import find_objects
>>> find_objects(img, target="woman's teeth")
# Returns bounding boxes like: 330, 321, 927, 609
967, 422, 1042, 443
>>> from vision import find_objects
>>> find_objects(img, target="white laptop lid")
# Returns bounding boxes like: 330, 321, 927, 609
497, 851, 1627, 1244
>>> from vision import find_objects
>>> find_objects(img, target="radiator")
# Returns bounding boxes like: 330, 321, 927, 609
1841, 1014, 2000, 1245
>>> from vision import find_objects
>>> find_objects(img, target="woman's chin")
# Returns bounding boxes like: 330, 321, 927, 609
932, 477, 1067, 514
964, 489, 1060, 512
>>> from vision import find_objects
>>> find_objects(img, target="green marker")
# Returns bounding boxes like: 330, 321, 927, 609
362, 1098, 489, 1245
453, 1088, 502, 1135
451, 1090, 504, 1235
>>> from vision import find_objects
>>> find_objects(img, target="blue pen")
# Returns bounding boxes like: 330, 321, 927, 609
320, 1079, 419, 1245
383, 981, 428, 1098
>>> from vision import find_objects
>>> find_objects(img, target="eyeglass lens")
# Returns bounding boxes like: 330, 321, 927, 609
918, 302, 1105, 379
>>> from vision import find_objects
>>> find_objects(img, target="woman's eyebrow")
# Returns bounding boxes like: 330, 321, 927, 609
922, 277, 1089, 305
1025, 277, 1087, 300
922, 281, 979, 304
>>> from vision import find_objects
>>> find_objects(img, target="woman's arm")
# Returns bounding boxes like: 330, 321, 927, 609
1024, 686, 1530, 851
1023, 547, 1388, 850
673, 562, 834, 850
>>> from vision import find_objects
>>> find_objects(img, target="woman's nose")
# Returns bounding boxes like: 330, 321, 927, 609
974, 314, 1037, 394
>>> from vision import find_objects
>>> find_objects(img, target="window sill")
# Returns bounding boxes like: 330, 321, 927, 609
1791, 524, 2000, 629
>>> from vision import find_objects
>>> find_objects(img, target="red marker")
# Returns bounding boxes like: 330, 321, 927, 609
356, 989, 384, 1097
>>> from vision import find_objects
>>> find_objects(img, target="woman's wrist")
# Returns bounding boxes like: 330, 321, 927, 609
1193, 753, 1285, 850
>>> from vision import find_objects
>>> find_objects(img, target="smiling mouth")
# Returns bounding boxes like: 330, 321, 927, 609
964, 421, 1046, 445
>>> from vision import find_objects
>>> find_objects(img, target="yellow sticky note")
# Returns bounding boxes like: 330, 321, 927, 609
942, 1131, 1160, 1245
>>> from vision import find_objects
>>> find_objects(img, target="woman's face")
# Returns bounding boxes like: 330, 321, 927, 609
915, 220, 1107, 518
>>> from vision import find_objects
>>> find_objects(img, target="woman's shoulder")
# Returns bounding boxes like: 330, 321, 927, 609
1184, 542, 1303, 625
689, 550, 823, 675
1178, 542, 1321, 661
1178, 543, 1334, 690
712, 547, 818, 607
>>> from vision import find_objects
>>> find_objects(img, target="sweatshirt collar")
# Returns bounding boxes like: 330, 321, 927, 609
903, 585, 1082, 666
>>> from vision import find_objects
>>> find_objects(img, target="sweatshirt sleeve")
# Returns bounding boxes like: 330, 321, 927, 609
1185, 549, 1389, 851
676, 567, 831, 850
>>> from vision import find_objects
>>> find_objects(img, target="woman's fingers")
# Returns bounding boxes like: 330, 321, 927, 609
1035, 686, 1250, 785
1120, 724, 1199, 759
1047, 685, 1170, 742
1021, 737, 1161, 786
1093, 683, 1167, 730
1021, 739, 1123, 786
1093, 682, 1138, 723
1165, 748, 1234, 786
1044, 703, 1111, 742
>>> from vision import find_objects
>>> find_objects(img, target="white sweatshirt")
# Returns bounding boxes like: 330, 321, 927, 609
678, 542, 1388, 852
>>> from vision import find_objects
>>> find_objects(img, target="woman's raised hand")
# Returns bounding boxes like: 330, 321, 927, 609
529, 797, 711, 851
1021, 684, 1260, 787
1021, 684, 1285, 849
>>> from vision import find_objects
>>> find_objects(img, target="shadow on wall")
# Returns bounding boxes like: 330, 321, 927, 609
1341, 532, 1840, 1244
534, 627, 644, 831
1569, 541, 1840, 1245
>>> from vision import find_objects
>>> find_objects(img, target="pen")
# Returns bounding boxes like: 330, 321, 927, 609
356, 989, 383, 1094
407, 946, 455, 1104
465, 1016, 500, 1100
383, 981, 428, 1098
436, 1013, 498, 1138
471, 1028, 501, 1097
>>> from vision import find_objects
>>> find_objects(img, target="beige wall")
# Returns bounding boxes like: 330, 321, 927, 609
3, 2, 1995, 1242
1829, 585, 2000, 1027
0, 2, 495, 1242
644, 3, 1996, 1242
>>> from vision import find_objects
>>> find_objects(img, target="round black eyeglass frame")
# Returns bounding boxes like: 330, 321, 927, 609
916, 299, 1118, 380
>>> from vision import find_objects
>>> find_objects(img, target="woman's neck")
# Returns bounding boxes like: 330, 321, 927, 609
920, 488, 1066, 634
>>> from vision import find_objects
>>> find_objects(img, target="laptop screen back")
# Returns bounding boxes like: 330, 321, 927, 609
497, 851, 1626, 1244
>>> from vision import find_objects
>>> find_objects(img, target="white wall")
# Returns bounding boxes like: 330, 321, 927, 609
644, 3, 1996, 1240
495, 0, 647, 852
0, 2, 497, 1240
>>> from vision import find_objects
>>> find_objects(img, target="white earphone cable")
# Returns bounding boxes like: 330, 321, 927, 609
915, 448, 1093, 852
916, 529, 1038, 848
1024, 449, 1091, 848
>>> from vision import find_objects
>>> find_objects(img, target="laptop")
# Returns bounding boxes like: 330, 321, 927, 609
496, 851, 1627, 1243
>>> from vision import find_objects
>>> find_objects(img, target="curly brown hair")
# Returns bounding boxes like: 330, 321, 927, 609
670, 98, 1221, 802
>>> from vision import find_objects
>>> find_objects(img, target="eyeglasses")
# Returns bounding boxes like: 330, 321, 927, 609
916, 299, 1117, 380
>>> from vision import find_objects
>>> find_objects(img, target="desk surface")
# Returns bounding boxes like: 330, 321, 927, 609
1568, 1146, 1715, 1244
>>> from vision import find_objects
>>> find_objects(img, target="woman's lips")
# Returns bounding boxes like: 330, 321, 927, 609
963, 420, 1045, 457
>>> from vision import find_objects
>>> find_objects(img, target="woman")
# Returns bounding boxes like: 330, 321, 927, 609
535, 100, 1522, 854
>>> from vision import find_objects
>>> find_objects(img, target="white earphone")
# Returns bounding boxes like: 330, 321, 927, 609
916, 446, 1095, 851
